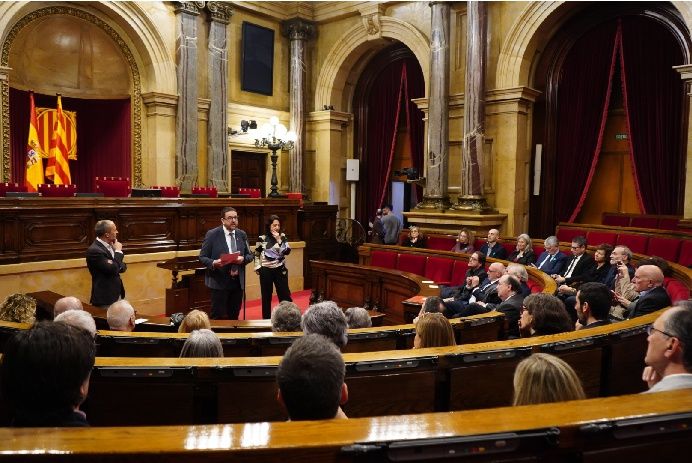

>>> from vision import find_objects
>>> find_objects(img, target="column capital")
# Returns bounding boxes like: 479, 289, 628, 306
282, 18, 315, 41
358, 4, 386, 40
173, 1, 205, 16
206, 1, 232, 24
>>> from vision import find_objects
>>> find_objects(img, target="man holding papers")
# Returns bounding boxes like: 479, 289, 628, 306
199, 207, 253, 319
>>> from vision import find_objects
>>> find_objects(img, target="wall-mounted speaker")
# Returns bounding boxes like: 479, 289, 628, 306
346, 159, 359, 181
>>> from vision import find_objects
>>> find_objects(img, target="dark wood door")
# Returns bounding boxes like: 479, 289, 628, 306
231, 151, 266, 195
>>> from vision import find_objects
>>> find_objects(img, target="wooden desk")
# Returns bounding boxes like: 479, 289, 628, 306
157, 256, 210, 316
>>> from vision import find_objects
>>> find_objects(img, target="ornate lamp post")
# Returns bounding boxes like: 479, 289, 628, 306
255, 117, 296, 198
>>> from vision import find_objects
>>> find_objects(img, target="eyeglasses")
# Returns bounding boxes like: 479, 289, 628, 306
570, 245, 582, 250
521, 306, 530, 314
646, 325, 675, 338
222, 216, 238, 221
468, 256, 478, 261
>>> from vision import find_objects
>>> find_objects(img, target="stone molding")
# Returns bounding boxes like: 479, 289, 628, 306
282, 18, 316, 41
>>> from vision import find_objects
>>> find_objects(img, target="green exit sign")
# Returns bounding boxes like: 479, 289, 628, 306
615, 133, 628, 140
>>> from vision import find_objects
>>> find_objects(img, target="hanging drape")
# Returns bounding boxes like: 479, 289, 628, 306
620, 16, 684, 215
553, 21, 619, 223
404, 60, 425, 202
10, 88, 131, 193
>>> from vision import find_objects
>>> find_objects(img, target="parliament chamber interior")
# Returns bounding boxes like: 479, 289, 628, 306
0, 1, 691, 461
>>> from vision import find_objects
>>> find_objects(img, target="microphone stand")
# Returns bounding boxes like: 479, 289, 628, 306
243, 235, 252, 320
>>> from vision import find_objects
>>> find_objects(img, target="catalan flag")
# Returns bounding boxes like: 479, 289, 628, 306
25, 92, 44, 192
45, 94, 71, 185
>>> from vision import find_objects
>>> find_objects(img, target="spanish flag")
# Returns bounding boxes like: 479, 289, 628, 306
45, 94, 71, 185
25, 92, 44, 192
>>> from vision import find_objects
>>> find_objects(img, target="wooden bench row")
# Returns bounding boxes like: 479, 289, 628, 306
1, 389, 690, 462
0, 311, 506, 358
0, 309, 662, 427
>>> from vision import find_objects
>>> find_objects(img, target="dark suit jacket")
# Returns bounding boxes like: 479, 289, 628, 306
199, 226, 253, 290
460, 278, 501, 305
508, 249, 536, 265
480, 243, 508, 260
559, 253, 596, 286
497, 293, 525, 338
535, 251, 567, 275
628, 286, 671, 319
86, 239, 126, 306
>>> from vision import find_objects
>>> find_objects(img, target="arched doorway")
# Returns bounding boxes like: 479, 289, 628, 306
529, 3, 690, 236
352, 43, 425, 228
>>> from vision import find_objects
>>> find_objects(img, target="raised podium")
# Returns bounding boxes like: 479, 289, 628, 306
157, 257, 210, 316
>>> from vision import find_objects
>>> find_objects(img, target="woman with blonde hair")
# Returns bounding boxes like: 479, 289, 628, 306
0, 293, 36, 324
414, 313, 456, 348
508, 233, 536, 265
178, 309, 211, 333
512, 353, 586, 405
451, 229, 475, 254
402, 226, 426, 248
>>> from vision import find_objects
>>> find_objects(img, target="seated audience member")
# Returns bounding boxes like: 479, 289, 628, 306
554, 236, 596, 292
518, 293, 573, 338
605, 245, 636, 319
401, 226, 426, 248
440, 251, 487, 299
479, 228, 508, 260
533, 236, 567, 275
414, 296, 445, 324
512, 353, 586, 406
414, 313, 456, 348
0, 321, 95, 427
178, 309, 212, 334
277, 334, 348, 420
507, 263, 531, 298
613, 256, 673, 309
592, 243, 614, 284
53, 296, 84, 317
626, 265, 671, 319
0, 293, 36, 324
271, 301, 302, 332
642, 305, 692, 393
575, 282, 612, 330
106, 300, 136, 332
493, 275, 526, 338
451, 228, 475, 254
180, 329, 224, 358
345, 307, 372, 329
508, 233, 536, 265
301, 301, 348, 349
443, 262, 505, 318
54, 309, 97, 337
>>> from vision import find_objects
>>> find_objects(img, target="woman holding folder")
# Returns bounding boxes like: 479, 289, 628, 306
254, 215, 293, 319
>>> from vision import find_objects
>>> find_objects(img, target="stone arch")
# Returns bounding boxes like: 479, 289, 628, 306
314, 16, 429, 112
0, 2, 175, 185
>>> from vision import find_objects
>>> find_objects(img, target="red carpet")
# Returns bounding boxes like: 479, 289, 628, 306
239, 289, 312, 320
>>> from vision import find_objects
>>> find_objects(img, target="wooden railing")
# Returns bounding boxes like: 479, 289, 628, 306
1, 389, 690, 461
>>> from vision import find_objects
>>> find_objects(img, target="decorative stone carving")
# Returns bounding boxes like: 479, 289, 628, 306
173, 1, 205, 16
206, 1, 232, 24
282, 18, 315, 41
359, 4, 385, 40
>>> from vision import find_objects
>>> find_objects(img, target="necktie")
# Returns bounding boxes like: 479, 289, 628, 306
564, 256, 579, 278
230, 231, 237, 253
538, 254, 550, 269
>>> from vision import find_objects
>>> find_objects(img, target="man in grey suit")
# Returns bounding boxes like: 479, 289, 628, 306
199, 207, 253, 319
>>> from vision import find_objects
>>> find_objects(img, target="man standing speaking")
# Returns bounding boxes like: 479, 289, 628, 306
199, 207, 253, 319
86, 220, 127, 308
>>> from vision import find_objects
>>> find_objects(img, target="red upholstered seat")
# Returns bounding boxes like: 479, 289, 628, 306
397, 254, 427, 275
677, 240, 692, 267
527, 280, 542, 293
238, 188, 261, 198
630, 217, 658, 229
95, 177, 130, 197
192, 187, 218, 198
616, 234, 649, 255
602, 214, 630, 227
502, 243, 515, 256
586, 231, 617, 246
0, 182, 23, 196
664, 277, 689, 304
449, 260, 470, 286
657, 218, 679, 231
427, 236, 456, 251
38, 183, 77, 197
556, 228, 583, 244
424, 257, 454, 286
370, 250, 397, 269
646, 237, 681, 263
153, 186, 180, 198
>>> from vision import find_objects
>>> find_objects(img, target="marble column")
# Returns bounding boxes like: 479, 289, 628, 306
282, 18, 315, 194
0, 65, 11, 182
206, 2, 232, 192
674, 64, 692, 219
453, 1, 490, 211
173, 1, 204, 191
417, 1, 452, 210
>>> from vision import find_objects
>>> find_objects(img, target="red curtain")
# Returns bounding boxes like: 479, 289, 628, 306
10, 88, 131, 193
620, 16, 685, 215
404, 60, 425, 202
553, 21, 619, 223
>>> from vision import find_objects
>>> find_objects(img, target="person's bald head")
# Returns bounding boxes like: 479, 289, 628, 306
487, 262, 506, 281
106, 300, 136, 332
54, 296, 83, 317
632, 264, 664, 293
